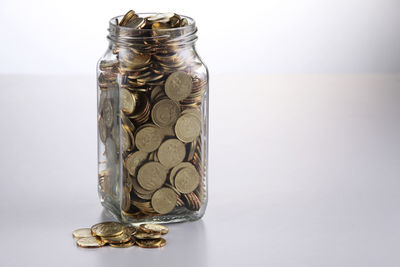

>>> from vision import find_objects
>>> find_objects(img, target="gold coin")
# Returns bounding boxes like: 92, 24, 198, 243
150, 85, 163, 102
136, 238, 166, 248
98, 116, 107, 144
121, 125, 131, 153
137, 162, 167, 191
121, 88, 136, 114
151, 99, 180, 127
139, 224, 169, 235
182, 108, 201, 120
125, 151, 148, 176
152, 22, 169, 30
72, 228, 93, 239
175, 113, 201, 143
132, 175, 155, 196
133, 232, 162, 240
180, 18, 188, 27
157, 139, 186, 168
169, 162, 195, 185
165, 71, 193, 101
102, 100, 113, 128
135, 125, 163, 152
109, 239, 135, 248
101, 232, 131, 244
174, 166, 200, 194
119, 10, 136, 26
105, 137, 117, 163
151, 187, 177, 214
76, 236, 105, 248
91, 222, 124, 237
121, 185, 131, 212
124, 225, 138, 236
125, 17, 146, 29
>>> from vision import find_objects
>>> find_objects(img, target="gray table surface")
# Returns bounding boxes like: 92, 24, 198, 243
0, 74, 399, 267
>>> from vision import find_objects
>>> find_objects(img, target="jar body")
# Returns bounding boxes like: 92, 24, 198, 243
97, 20, 208, 224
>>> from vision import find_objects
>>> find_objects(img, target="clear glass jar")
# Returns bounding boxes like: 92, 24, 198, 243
97, 13, 208, 224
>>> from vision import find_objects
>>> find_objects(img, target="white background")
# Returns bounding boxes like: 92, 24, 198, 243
0, 0, 399, 75
0, 1, 400, 266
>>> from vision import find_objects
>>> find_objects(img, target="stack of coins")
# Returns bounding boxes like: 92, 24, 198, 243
97, 10, 207, 219
73, 222, 168, 248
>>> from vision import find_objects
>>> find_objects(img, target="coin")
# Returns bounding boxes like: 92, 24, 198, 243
91, 222, 124, 237
165, 71, 193, 101
135, 125, 163, 152
119, 10, 137, 26
182, 108, 201, 120
169, 162, 195, 185
137, 162, 167, 191
174, 165, 200, 193
139, 224, 169, 235
72, 228, 93, 239
121, 185, 131, 212
157, 139, 186, 168
132, 175, 155, 195
175, 113, 201, 143
151, 187, 177, 214
125, 151, 148, 176
76, 236, 105, 248
151, 99, 180, 127
124, 225, 138, 236
102, 100, 114, 128
136, 238, 166, 248
98, 116, 107, 144
121, 88, 136, 114
101, 232, 131, 244
125, 17, 146, 29
133, 232, 162, 240
105, 138, 117, 163
121, 125, 131, 153
109, 239, 135, 248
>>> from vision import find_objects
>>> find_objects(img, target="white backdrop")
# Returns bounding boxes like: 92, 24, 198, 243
0, 0, 399, 75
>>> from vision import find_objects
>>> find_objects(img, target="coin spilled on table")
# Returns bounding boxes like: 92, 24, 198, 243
73, 222, 168, 249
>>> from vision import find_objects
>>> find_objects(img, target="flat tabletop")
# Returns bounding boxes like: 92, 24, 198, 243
0, 74, 399, 266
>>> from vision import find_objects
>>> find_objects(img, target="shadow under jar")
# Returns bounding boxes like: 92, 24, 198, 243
97, 13, 209, 224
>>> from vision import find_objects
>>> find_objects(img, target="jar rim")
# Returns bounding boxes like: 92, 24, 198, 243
109, 13, 196, 32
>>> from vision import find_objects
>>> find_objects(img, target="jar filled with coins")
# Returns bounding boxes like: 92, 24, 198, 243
97, 11, 208, 224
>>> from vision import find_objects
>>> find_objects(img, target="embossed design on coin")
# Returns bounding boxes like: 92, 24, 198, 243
135, 126, 163, 152
165, 71, 193, 101
91, 222, 124, 237
175, 113, 201, 143
151, 99, 180, 127
174, 165, 200, 194
151, 187, 177, 214
125, 151, 148, 176
157, 139, 185, 168
121, 88, 136, 114
137, 162, 167, 191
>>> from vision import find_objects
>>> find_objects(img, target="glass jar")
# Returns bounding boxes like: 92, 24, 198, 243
97, 13, 208, 224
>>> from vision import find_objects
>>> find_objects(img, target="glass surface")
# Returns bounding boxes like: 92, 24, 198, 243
97, 14, 208, 224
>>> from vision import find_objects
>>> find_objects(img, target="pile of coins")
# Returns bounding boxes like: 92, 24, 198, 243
73, 222, 168, 248
97, 10, 207, 220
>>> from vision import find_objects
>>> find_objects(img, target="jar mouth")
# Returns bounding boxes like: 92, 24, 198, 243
108, 13, 198, 47
109, 13, 196, 32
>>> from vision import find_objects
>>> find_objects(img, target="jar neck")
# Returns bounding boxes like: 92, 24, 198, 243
107, 14, 198, 52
